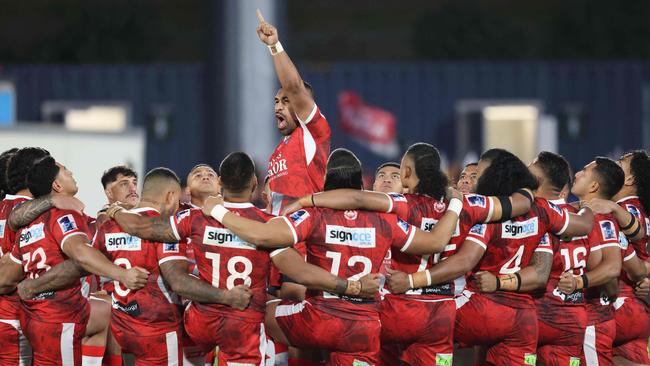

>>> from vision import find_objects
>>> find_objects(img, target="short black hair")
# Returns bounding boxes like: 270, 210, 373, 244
143, 167, 181, 190
405, 143, 448, 199
477, 149, 539, 196
626, 150, 650, 212
27, 156, 59, 198
535, 151, 572, 192
0, 148, 18, 198
324, 148, 363, 191
8, 147, 50, 194
375, 162, 400, 175
219, 152, 255, 193
464, 162, 478, 169
593, 157, 624, 199
101, 166, 138, 189
279, 81, 315, 99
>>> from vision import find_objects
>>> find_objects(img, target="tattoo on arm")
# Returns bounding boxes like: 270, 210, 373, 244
159, 260, 228, 304
145, 217, 179, 243
26, 259, 88, 294
532, 252, 553, 283
8, 195, 54, 230
334, 277, 348, 295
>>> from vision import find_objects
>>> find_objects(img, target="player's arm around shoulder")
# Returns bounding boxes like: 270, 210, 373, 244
403, 194, 463, 255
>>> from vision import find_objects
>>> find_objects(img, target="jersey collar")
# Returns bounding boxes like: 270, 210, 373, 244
224, 202, 254, 209
130, 207, 160, 214
549, 198, 566, 205
616, 195, 639, 204
4, 194, 32, 200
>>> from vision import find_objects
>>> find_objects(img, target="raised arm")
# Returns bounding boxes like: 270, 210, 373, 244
256, 9, 314, 121
110, 209, 179, 243
8, 194, 84, 230
16, 259, 88, 300
62, 234, 149, 290
159, 259, 251, 310
474, 251, 553, 293
271, 247, 379, 298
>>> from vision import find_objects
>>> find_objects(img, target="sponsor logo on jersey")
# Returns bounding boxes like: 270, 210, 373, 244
436, 354, 453, 366
524, 354, 537, 365
466, 194, 486, 208
646, 217, 650, 236
570, 357, 580, 366
325, 225, 376, 248
19, 223, 45, 247
548, 201, 564, 216
625, 204, 641, 219
618, 232, 629, 250
0, 219, 5, 239
469, 223, 486, 237
353, 360, 371, 366
267, 153, 288, 177
434, 201, 446, 213
175, 209, 191, 223
57, 214, 78, 234
421, 218, 438, 232
599, 220, 616, 240
163, 243, 179, 253
113, 299, 141, 316
289, 210, 310, 227
539, 233, 550, 245
388, 193, 407, 202
203, 226, 256, 250
344, 210, 358, 221
105, 233, 142, 251
502, 217, 539, 239
397, 218, 410, 234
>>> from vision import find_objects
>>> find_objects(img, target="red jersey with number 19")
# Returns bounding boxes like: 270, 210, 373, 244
465, 198, 569, 309
170, 202, 276, 322
282, 207, 416, 320
267, 104, 331, 214
95, 207, 187, 337
10, 208, 90, 324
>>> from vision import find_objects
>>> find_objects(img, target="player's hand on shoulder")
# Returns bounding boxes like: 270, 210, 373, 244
226, 284, 252, 311
385, 267, 410, 294
202, 195, 224, 217
445, 186, 464, 201
581, 198, 615, 215
16, 279, 36, 301
358, 273, 381, 298
473, 271, 498, 293
121, 266, 150, 290
634, 277, 650, 298
52, 194, 85, 214
281, 199, 304, 216
255, 9, 278, 45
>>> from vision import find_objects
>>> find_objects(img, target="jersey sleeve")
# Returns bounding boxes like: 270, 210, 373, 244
387, 193, 409, 219
93, 225, 108, 256
619, 233, 637, 262
52, 211, 90, 250
169, 209, 193, 241
380, 213, 416, 252
464, 194, 495, 224
281, 209, 317, 245
300, 104, 331, 143
535, 233, 554, 254
464, 223, 492, 251
9, 241, 22, 265
542, 200, 570, 236
589, 218, 621, 251
156, 241, 188, 266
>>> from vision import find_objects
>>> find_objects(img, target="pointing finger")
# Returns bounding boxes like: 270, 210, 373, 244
256, 9, 266, 24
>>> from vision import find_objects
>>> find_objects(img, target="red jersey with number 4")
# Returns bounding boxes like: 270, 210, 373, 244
282, 207, 416, 320
388, 193, 496, 298
170, 202, 275, 322
267, 104, 331, 207
465, 198, 569, 309
95, 207, 187, 336
616, 196, 650, 297
10, 208, 90, 323
0, 194, 30, 320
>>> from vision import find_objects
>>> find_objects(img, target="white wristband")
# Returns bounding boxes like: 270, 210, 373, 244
447, 198, 463, 216
210, 204, 229, 223
268, 41, 284, 55
408, 274, 415, 289
425, 271, 432, 286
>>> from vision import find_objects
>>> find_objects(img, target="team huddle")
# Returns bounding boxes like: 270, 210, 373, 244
0, 9, 649, 366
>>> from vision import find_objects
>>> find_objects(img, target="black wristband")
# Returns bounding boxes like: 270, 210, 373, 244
620, 211, 636, 231
495, 276, 501, 291
515, 272, 522, 292
311, 194, 316, 207
627, 222, 642, 238
581, 274, 589, 289
516, 188, 534, 204
497, 196, 512, 220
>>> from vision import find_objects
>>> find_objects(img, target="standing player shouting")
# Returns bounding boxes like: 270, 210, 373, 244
257, 10, 331, 215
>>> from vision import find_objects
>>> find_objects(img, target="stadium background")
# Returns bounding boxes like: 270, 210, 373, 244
0, 0, 649, 212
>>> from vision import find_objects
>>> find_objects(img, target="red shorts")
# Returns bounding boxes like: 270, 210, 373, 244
537, 314, 586, 366
22, 318, 86, 366
111, 323, 182, 366
454, 292, 538, 366
582, 319, 616, 366
275, 300, 381, 366
184, 302, 266, 365
613, 297, 650, 364
0, 319, 31, 365
380, 295, 455, 366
